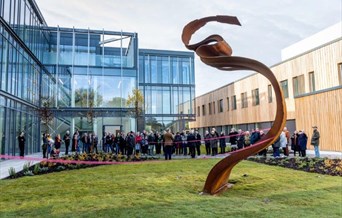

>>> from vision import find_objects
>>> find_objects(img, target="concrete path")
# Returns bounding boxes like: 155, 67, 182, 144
0, 149, 341, 179
0, 153, 42, 179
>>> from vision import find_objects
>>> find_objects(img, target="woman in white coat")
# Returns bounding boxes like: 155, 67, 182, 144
279, 132, 287, 156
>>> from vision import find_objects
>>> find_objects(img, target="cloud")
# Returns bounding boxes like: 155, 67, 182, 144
35, 0, 342, 96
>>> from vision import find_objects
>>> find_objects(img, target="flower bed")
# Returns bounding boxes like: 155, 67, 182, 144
6, 153, 160, 179
247, 156, 342, 176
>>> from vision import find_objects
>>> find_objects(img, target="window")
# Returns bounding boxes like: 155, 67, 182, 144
252, 88, 260, 106
197, 106, 200, 117
280, 80, 289, 98
268, 85, 272, 103
241, 92, 248, 108
293, 75, 305, 96
309, 72, 315, 92
212, 101, 215, 114
218, 99, 223, 112
338, 63, 342, 85
232, 95, 237, 110
202, 105, 206, 116
226, 97, 230, 111
208, 103, 212, 115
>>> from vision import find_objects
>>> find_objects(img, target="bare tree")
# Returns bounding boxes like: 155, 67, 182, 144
39, 97, 54, 134
126, 88, 144, 131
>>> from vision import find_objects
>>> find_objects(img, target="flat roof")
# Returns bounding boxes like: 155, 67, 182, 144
281, 22, 342, 61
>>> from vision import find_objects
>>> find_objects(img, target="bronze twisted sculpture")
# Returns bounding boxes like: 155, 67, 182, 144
181, 16, 287, 195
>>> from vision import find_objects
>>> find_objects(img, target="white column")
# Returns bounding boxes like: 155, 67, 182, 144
71, 28, 75, 107
93, 117, 97, 135
71, 118, 75, 136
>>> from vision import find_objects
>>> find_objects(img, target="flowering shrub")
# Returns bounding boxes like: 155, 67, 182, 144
6, 153, 160, 179
248, 156, 342, 176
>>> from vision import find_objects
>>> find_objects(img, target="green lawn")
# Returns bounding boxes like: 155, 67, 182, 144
0, 159, 341, 218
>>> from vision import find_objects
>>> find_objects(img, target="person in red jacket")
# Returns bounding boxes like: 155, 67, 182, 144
135, 132, 142, 155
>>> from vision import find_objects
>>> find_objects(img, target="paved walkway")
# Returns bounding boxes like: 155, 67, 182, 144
0, 149, 341, 179
0, 153, 42, 179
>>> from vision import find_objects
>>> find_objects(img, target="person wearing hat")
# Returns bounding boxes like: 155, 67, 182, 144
310, 126, 320, 158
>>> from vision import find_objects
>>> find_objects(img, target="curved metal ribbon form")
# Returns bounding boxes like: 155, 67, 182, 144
182, 16, 287, 195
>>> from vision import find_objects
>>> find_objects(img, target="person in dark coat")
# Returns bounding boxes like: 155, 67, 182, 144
236, 129, 245, 150
42, 133, 48, 158
118, 132, 126, 155
55, 134, 61, 150
18, 132, 25, 158
105, 133, 112, 153
141, 130, 148, 155
114, 132, 122, 154
250, 128, 261, 145
204, 131, 211, 155
63, 131, 70, 155
258, 130, 267, 156
174, 132, 182, 155
181, 131, 188, 156
272, 136, 281, 157
147, 131, 155, 155
187, 130, 196, 158
210, 130, 218, 156
154, 131, 162, 155
219, 131, 226, 154
93, 133, 99, 154
298, 130, 308, 157
310, 126, 320, 158
229, 128, 238, 151
72, 131, 79, 153
290, 131, 300, 156
195, 130, 201, 156
126, 131, 135, 156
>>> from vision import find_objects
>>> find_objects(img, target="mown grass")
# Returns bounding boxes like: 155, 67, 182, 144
0, 159, 341, 218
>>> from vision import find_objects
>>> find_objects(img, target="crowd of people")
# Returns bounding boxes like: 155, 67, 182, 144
31, 126, 320, 160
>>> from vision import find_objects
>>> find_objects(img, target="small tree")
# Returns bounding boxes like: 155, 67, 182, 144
86, 98, 95, 130
39, 97, 54, 134
126, 88, 144, 131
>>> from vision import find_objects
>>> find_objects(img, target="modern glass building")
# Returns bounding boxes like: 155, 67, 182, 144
139, 49, 195, 132
0, 0, 195, 156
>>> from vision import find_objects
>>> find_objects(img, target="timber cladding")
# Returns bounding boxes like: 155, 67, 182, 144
190, 39, 341, 152
295, 88, 342, 152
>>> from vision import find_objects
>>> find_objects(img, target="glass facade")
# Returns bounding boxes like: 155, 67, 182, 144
40, 26, 139, 140
139, 49, 195, 132
0, 0, 195, 155
0, 0, 48, 156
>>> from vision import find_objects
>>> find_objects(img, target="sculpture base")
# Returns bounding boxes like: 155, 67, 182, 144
199, 183, 234, 196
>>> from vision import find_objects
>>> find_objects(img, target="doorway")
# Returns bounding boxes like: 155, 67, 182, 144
103, 125, 121, 137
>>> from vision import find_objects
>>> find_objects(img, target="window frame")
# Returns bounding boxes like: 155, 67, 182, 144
252, 88, 260, 106
231, 95, 237, 110
241, 92, 248, 108
280, 80, 289, 98
218, 99, 223, 113
268, 84, 272, 103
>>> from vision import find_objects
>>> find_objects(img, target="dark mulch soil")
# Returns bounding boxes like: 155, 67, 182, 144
248, 156, 342, 176
6, 153, 160, 179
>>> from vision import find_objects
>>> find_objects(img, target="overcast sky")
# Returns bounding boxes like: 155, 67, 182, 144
36, 0, 342, 96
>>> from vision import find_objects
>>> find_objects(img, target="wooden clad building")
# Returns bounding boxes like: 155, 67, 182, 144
190, 32, 342, 151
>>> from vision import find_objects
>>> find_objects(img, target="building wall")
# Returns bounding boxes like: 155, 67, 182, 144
138, 49, 195, 132
190, 38, 342, 151
0, 1, 196, 155
0, 0, 46, 155
295, 87, 342, 151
